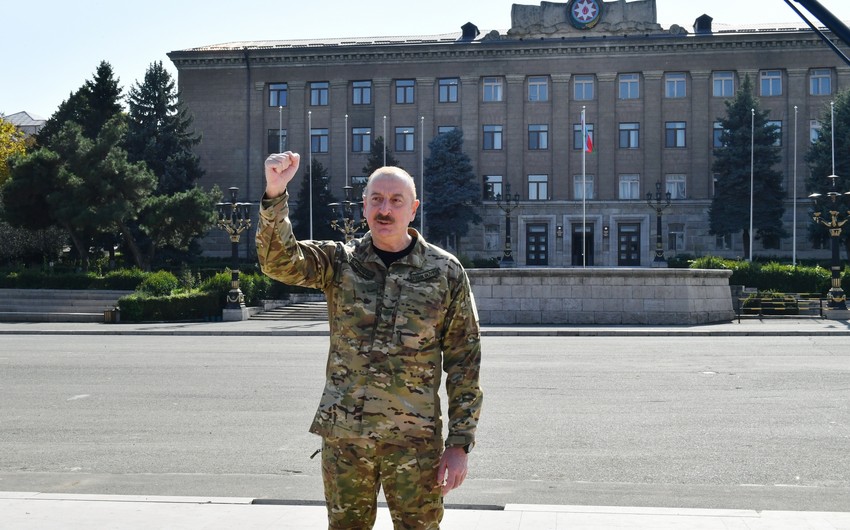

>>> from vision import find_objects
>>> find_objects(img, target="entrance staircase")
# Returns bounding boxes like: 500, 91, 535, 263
0, 289, 133, 323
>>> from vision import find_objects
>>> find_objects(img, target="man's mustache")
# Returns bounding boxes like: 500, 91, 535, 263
375, 213, 394, 223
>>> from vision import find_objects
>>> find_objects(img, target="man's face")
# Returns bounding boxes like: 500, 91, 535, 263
363, 172, 419, 251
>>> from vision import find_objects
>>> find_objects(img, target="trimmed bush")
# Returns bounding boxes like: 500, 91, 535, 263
117, 291, 220, 322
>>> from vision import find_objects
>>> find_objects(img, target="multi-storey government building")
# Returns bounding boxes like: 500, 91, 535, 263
168, 0, 849, 266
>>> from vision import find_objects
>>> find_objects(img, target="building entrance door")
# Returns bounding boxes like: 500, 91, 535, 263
618, 223, 641, 266
526, 223, 549, 266
571, 223, 594, 266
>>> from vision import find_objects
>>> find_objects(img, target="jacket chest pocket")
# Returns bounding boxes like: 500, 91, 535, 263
390, 269, 446, 350
334, 262, 379, 343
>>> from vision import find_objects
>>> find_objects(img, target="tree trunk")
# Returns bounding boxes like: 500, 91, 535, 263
742, 228, 751, 260
119, 223, 148, 271
64, 225, 90, 272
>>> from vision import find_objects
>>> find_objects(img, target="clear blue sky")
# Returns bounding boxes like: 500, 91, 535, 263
4, 0, 850, 119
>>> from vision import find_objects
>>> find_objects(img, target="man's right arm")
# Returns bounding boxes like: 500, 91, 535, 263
255, 152, 334, 290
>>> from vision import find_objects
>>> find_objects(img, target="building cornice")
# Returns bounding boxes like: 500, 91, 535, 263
168, 32, 842, 71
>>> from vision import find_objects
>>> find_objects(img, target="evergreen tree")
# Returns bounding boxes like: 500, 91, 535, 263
4, 118, 156, 270
125, 61, 215, 267
805, 90, 850, 259
422, 128, 481, 250
362, 136, 400, 177
125, 61, 203, 194
709, 75, 786, 259
291, 158, 340, 241
37, 61, 123, 148
0, 116, 27, 186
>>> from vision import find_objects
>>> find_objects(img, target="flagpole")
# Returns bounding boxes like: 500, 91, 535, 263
383, 115, 387, 166
309, 110, 313, 240
793, 105, 798, 267
749, 108, 754, 262
582, 106, 587, 268
420, 115, 425, 235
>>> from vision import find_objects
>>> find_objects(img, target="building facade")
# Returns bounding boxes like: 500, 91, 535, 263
168, 0, 850, 265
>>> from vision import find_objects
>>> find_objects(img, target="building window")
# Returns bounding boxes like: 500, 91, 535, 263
716, 234, 732, 250
528, 174, 549, 201
269, 83, 288, 107
619, 123, 639, 149
767, 120, 782, 146
268, 129, 287, 154
619, 174, 640, 200
438, 125, 459, 135
810, 69, 832, 96
484, 224, 501, 251
712, 72, 734, 97
483, 77, 504, 102
665, 121, 686, 148
395, 126, 415, 151
665, 73, 687, 98
666, 174, 686, 199
528, 124, 549, 150
810, 120, 822, 143
484, 175, 503, 200
619, 73, 640, 99
311, 128, 329, 153
574, 75, 595, 100
668, 223, 685, 252
395, 79, 415, 104
483, 125, 503, 150
760, 70, 782, 97
528, 76, 549, 101
352, 81, 372, 105
438, 78, 459, 103
310, 82, 329, 106
573, 175, 595, 200
713, 122, 725, 148
573, 123, 594, 150
352, 127, 371, 153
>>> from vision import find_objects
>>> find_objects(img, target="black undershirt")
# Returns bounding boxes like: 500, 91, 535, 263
373, 235, 417, 268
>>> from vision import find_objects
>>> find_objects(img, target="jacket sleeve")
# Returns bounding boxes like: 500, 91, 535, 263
255, 191, 336, 291
441, 266, 483, 448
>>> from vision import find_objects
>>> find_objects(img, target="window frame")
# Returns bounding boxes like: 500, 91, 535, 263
438, 78, 459, 103
574, 75, 595, 101
483, 124, 504, 150
394, 126, 415, 152
760, 70, 783, 97
269, 83, 288, 107
352, 80, 372, 105
573, 175, 595, 200
665, 73, 687, 98
310, 81, 329, 106
665, 121, 687, 148
810, 68, 832, 96
618, 122, 640, 149
483, 77, 504, 102
310, 127, 329, 153
712, 72, 734, 97
528, 174, 549, 201
619, 174, 641, 200
352, 127, 371, 153
395, 79, 416, 104
666, 174, 687, 200
573, 123, 594, 150
618, 73, 640, 100
528, 124, 549, 150
528, 76, 549, 102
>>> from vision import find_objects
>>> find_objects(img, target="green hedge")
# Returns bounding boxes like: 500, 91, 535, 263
690, 256, 848, 294
0, 268, 147, 290
117, 291, 220, 322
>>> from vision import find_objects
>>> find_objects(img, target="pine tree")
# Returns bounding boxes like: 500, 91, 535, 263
805, 90, 850, 259
709, 75, 786, 259
362, 136, 400, 177
422, 128, 481, 250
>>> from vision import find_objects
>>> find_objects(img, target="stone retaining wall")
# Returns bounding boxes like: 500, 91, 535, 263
467, 268, 734, 325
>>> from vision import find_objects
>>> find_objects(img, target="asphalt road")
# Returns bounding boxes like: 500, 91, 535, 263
1, 334, 848, 512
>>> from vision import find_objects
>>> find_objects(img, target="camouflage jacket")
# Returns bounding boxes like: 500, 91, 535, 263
256, 192, 482, 449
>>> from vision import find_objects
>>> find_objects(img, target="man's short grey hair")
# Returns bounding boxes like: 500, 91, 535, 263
364, 166, 418, 200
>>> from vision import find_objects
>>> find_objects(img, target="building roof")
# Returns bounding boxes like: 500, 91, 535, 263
1, 111, 46, 127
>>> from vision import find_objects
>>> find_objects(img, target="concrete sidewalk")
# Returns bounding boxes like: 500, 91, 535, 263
3, 492, 850, 529
1, 315, 849, 336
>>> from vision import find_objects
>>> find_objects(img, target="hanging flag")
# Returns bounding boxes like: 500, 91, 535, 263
581, 111, 594, 153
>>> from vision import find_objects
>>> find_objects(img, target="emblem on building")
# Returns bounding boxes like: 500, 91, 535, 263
568, 0, 604, 29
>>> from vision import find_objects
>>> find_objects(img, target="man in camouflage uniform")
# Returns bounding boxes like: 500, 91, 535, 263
257, 152, 483, 530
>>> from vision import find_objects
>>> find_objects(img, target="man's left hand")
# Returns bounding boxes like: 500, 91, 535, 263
437, 446, 468, 496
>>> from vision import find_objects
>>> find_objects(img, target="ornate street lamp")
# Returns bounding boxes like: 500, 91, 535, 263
646, 180, 672, 267
809, 174, 850, 311
328, 185, 366, 243
216, 187, 253, 313
496, 183, 521, 268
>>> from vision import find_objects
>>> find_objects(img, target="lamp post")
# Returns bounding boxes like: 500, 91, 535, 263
329, 185, 366, 243
496, 182, 521, 268
809, 174, 850, 311
216, 187, 253, 317
646, 180, 672, 267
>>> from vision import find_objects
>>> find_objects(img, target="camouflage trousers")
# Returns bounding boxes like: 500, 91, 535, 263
321, 436, 444, 530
